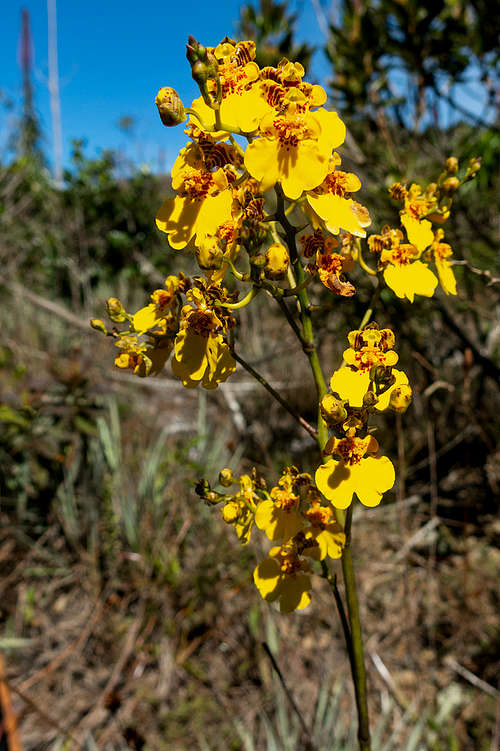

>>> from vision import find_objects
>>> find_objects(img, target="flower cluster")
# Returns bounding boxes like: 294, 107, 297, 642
90, 35, 479, 621
367, 156, 481, 302
93, 35, 478, 385
197, 466, 345, 612
91, 275, 237, 389
315, 323, 410, 510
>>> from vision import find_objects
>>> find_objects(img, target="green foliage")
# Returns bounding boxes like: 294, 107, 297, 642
238, 0, 314, 69
325, 0, 499, 127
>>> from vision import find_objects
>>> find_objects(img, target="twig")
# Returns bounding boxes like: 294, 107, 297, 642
5, 281, 91, 331
261, 642, 316, 749
8, 679, 84, 749
434, 299, 500, 383
444, 657, 499, 699
0, 652, 23, 751
393, 517, 440, 562
451, 260, 500, 287
229, 348, 318, 440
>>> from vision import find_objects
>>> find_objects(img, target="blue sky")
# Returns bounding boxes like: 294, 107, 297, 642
0, 0, 325, 173
1, 1, 493, 176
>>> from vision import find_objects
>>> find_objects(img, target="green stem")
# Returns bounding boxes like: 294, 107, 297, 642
274, 187, 372, 751
341, 547, 371, 751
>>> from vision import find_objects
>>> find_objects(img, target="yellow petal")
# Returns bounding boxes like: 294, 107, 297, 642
315, 459, 355, 508
313, 109, 346, 155
244, 139, 280, 193
281, 142, 329, 200
222, 89, 270, 132
330, 368, 370, 408
172, 330, 208, 383
383, 262, 438, 302
253, 558, 281, 600
352, 456, 395, 507
133, 304, 158, 334
148, 344, 172, 375
202, 337, 236, 389
197, 191, 234, 238
279, 574, 311, 613
401, 214, 434, 253
436, 259, 457, 295
307, 194, 367, 237
156, 196, 202, 249
375, 369, 409, 411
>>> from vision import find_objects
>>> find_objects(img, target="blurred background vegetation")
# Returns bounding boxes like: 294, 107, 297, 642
0, 1, 499, 748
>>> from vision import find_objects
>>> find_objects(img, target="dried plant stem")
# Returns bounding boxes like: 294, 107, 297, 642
229, 348, 318, 440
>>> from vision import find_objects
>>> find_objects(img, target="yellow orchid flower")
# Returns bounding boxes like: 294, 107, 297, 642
315, 435, 395, 509
253, 544, 313, 613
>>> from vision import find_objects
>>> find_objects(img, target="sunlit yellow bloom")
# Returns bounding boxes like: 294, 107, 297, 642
303, 502, 345, 559
307, 159, 370, 237
329, 325, 404, 408
380, 242, 438, 302
253, 544, 312, 612
315, 435, 395, 509
156, 166, 233, 250
114, 335, 172, 378
383, 256, 438, 302
171, 286, 236, 388
332, 367, 409, 410
401, 213, 434, 254
244, 108, 345, 199
172, 331, 235, 389
400, 183, 436, 252
133, 276, 180, 333
430, 230, 457, 295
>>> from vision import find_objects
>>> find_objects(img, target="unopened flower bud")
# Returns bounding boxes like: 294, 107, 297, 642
222, 501, 240, 523
468, 157, 481, 174
362, 391, 378, 409
90, 318, 107, 334
389, 384, 413, 413
186, 36, 220, 106
320, 394, 347, 424
445, 157, 458, 174
219, 468, 235, 487
441, 177, 460, 195
155, 87, 186, 127
106, 297, 127, 323
264, 242, 290, 280
195, 478, 211, 497
371, 365, 394, 388
196, 236, 224, 269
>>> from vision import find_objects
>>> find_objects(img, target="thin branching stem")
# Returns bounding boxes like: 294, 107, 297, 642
229, 347, 318, 440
